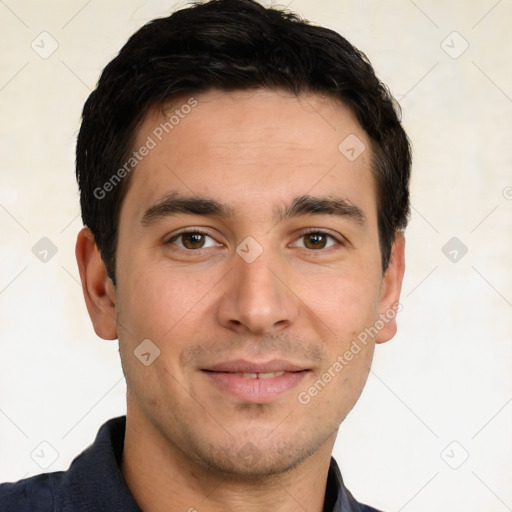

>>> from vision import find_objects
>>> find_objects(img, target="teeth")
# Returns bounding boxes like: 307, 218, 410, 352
236, 371, 286, 379
258, 371, 285, 379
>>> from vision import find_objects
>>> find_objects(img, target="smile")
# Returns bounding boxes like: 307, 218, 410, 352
201, 360, 310, 403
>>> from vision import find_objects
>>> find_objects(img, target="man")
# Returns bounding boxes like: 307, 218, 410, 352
0, 0, 410, 510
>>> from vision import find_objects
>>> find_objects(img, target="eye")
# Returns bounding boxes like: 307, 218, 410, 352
292, 231, 341, 250
167, 231, 220, 250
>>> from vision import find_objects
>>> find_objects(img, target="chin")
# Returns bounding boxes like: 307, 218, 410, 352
187, 429, 326, 482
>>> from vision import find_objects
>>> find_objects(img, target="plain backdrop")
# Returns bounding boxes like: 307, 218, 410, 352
0, 1, 511, 511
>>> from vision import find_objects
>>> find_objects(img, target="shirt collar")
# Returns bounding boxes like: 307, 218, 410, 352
327, 456, 367, 512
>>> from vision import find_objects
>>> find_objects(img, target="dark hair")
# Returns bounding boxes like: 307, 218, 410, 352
76, 0, 411, 282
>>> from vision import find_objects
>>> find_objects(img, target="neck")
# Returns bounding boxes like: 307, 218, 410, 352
121, 407, 336, 512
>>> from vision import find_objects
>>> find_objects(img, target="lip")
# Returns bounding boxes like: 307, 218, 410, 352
204, 359, 307, 373
202, 359, 310, 404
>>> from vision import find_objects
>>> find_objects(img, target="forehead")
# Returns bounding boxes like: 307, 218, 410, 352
122, 88, 376, 223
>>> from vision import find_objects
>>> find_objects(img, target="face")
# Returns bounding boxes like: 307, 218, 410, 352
84, 89, 404, 479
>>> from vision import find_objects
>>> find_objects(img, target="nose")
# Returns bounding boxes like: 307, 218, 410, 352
216, 250, 298, 335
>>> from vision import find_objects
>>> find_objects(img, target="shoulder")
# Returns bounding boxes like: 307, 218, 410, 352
0, 416, 129, 512
0, 471, 64, 511
348, 495, 388, 512
358, 505, 386, 512
329, 457, 387, 512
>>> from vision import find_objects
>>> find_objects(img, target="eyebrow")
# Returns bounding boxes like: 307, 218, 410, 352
141, 193, 366, 227
274, 194, 367, 227
141, 193, 234, 225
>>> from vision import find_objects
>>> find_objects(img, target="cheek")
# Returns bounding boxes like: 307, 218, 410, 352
299, 341, 374, 426
116, 260, 217, 343
330, 339, 375, 407
298, 267, 382, 334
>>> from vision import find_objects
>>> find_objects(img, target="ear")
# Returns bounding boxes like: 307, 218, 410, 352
375, 233, 405, 344
75, 227, 118, 340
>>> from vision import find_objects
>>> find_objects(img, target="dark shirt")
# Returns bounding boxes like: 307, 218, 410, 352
0, 416, 383, 512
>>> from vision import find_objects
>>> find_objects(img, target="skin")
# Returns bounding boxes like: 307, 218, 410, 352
76, 89, 405, 512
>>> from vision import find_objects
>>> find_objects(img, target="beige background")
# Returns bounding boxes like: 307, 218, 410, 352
1, 1, 511, 510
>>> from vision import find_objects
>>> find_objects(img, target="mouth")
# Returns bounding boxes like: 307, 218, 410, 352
201, 359, 311, 403
215, 370, 288, 379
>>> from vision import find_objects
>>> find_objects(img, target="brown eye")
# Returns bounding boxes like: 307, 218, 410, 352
168, 231, 219, 250
303, 233, 328, 249
292, 232, 340, 250
181, 233, 206, 249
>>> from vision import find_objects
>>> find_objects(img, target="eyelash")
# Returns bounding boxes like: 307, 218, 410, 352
165, 228, 346, 251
